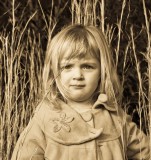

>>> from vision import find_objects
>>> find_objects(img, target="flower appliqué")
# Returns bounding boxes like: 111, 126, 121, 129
51, 112, 74, 132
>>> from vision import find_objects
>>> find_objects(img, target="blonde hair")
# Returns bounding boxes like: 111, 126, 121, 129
43, 24, 122, 106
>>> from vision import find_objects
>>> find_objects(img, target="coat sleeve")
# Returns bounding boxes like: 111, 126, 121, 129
11, 110, 46, 160
124, 113, 150, 160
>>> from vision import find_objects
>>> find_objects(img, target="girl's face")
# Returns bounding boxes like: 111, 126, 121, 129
58, 54, 100, 103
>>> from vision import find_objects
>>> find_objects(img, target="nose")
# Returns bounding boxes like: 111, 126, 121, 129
73, 68, 84, 80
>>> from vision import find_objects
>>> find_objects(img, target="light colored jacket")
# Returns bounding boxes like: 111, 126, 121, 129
11, 95, 150, 160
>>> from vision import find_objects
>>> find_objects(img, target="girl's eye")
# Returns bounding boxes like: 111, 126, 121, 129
61, 65, 73, 70
83, 65, 94, 69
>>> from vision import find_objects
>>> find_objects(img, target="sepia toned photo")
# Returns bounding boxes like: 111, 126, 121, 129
1, 0, 151, 160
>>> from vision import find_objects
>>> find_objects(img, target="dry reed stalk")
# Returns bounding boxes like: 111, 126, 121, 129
105, 24, 116, 45
142, 0, 151, 152
99, 0, 105, 32
120, 42, 131, 89
71, 0, 103, 26
115, 0, 126, 67
71, 0, 82, 24
130, 26, 148, 133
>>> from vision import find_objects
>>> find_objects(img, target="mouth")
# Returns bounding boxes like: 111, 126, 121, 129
70, 85, 85, 89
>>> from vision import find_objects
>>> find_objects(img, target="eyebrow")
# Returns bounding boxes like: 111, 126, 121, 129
60, 61, 98, 66
60, 57, 99, 65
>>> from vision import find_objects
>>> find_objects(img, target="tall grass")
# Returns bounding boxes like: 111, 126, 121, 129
1, 0, 151, 159
142, 0, 151, 149
0, 27, 44, 159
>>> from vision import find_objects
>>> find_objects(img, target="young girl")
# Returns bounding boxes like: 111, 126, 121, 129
11, 24, 149, 160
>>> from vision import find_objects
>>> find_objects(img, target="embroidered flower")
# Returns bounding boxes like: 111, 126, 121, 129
51, 112, 74, 132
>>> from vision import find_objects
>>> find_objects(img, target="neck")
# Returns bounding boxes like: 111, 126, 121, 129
67, 99, 94, 113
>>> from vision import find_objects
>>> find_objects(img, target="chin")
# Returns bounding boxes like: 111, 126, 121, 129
69, 96, 89, 102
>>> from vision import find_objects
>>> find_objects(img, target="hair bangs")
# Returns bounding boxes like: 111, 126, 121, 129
58, 29, 100, 63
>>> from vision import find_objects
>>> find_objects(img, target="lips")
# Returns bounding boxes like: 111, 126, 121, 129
70, 84, 85, 88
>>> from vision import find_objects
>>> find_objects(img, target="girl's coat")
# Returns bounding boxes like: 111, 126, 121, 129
11, 95, 149, 160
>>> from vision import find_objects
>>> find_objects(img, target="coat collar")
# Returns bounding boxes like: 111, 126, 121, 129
36, 95, 119, 145
93, 94, 117, 112
36, 99, 103, 145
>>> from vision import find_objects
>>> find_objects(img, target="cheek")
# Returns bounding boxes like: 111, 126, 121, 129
90, 73, 101, 89
93, 71, 101, 83
60, 73, 70, 84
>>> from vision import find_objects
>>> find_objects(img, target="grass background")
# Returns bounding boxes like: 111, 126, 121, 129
0, 0, 151, 159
